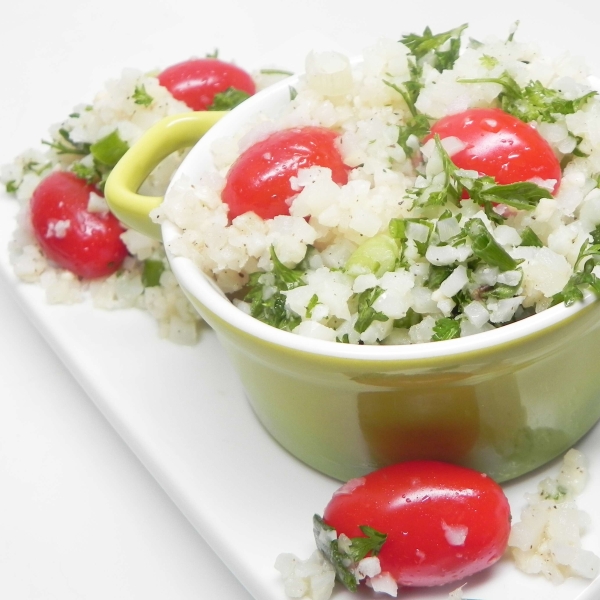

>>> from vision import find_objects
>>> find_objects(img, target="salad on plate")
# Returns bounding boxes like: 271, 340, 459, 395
2, 19, 600, 600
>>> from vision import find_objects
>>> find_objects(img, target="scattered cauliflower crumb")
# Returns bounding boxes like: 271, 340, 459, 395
441, 521, 469, 546
274, 550, 335, 600
46, 219, 70, 238
448, 584, 466, 599
365, 571, 398, 596
508, 448, 600, 584
87, 191, 110, 214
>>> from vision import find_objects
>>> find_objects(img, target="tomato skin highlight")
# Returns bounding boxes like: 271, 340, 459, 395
30, 172, 128, 279
222, 126, 349, 220
323, 461, 511, 587
428, 107, 562, 193
157, 58, 256, 111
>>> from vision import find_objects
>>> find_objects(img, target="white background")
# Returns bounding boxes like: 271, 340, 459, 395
2, 2, 600, 600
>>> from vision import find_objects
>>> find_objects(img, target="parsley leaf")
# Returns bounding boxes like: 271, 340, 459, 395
427, 264, 453, 289
458, 71, 597, 123
132, 84, 154, 107
383, 79, 432, 157
242, 247, 305, 331
591, 224, 600, 245
410, 135, 464, 208
432, 317, 461, 341
305, 294, 319, 318
207, 87, 251, 111
410, 136, 551, 223
467, 178, 553, 218
400, 23, 468, 72
313, 515, 387, 593
391, 24, 468, 156
481, 281, 522, 300
553, 239, 600, 306
354, 287, 388, 334
71, 161, 102, 184
393, 307, 422, 329
43, 127, 91, 156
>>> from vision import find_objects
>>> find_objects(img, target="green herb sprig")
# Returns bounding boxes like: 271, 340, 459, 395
313, 515, 387, 593
243, 246, 306, 331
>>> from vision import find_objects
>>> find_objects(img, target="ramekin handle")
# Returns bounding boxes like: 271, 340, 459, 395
104, 111, 226, 240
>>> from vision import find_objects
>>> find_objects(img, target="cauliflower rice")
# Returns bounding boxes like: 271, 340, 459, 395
508, 448, 600, 583
155, 23, 600, 345
1, 60, 289, 344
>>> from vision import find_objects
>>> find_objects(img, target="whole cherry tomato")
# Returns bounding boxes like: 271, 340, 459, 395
157, 58, 256, 111
317, 460, 510, 589
30, 172, 128, 279
222, 126, 349, 220
428, 107, 561, 193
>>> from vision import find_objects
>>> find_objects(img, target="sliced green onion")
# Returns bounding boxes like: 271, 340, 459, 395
345, 234, 399, 277
520, 226, 544, 247
465, 218, 518, 271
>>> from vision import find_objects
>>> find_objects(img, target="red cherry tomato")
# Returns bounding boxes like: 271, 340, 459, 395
30, 172, 128, 279
222, 126, 349, 220
321, 461, 511, 588
428, 107, 561, 193
157, 58, 256, 111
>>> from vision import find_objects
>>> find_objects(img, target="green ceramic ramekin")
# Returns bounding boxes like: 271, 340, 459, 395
105, 76, 600, 483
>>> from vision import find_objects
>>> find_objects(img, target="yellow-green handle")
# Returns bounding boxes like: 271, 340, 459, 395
104, 111, 226, 240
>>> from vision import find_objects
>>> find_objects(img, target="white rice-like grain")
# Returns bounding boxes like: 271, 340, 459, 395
509, 449, 600, 584
156, 24, 600, 346
1, 62, 273, 345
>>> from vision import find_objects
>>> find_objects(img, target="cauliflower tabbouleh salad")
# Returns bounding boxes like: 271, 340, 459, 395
154, 23, 600, 345
1, 53, 290, 344
275, 449, 599, 600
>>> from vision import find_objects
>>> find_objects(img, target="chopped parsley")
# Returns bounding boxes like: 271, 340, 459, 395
383, 79, 432, 157
432, 317, 461, 341
409, 135, 552, 224
458, 71, 597, 124
553, 238, 600, 306
354, 287, 388, 334
400, 23, 468, 73
382, 24, 469, 158
313, 515, 387, 593
242, 247, 306, 331
393, 307, 422, 329
207, 86, 251, 111
70, 161, 101, 184
132, 84, 154, 107
427, 264, 454, 289
305, 293, 319, 318
43, 127, 90, 156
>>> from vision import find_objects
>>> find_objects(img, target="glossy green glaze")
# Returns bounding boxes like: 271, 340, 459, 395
184, 285, 600, 482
